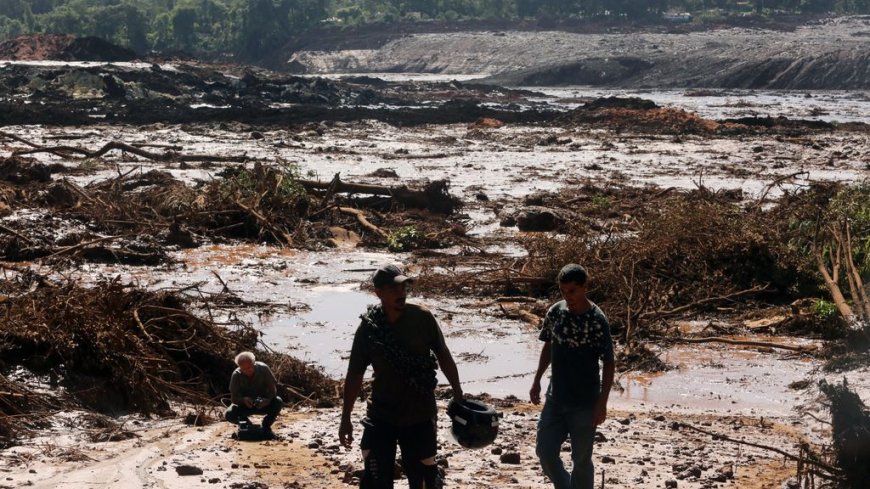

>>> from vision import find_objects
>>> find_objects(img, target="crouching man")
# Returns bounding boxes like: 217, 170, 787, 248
225, 351, 283, 439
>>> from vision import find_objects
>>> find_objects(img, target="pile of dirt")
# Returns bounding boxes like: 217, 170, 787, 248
556, 96, 853, 135
557, 97, 723, 134
0, 272, 337, 446
0, 34, 136, 62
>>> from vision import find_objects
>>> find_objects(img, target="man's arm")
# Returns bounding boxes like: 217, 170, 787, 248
339, 371, 364, 448
229, 371, 245, 406
435, 346, 463, 401
593, 358, 615, 425
257, 366, 279, 408
530, 341, 551, 405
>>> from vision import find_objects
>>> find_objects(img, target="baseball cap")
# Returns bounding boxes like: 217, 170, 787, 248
372, 264, 413, 288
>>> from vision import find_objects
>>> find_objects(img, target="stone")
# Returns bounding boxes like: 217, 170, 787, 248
499, 452, 521, 464
175, 465, 203, 476
515, 206, 565, 232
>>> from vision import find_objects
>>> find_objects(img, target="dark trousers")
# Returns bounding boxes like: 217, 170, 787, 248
535, 399, 596, 489
224, 396, 283, 429
359, 417, 441, 489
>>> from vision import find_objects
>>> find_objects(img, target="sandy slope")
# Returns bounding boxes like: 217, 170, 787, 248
289, 17, 870, 89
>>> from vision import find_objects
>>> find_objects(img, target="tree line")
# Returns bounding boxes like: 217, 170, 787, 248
0, 0, 867, 59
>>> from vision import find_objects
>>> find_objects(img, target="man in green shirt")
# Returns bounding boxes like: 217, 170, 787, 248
225, 351, 283, 439
339, 263, 464, 489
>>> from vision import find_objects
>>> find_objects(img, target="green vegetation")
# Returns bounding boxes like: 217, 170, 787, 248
387, 225, 421, 252
1, 0, 869, 60
812, 299, 840, 321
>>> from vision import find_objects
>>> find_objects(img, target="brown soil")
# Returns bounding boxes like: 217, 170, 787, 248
0, 34, 136, 62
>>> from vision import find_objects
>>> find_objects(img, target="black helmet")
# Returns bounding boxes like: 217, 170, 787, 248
447, 399, 500, 449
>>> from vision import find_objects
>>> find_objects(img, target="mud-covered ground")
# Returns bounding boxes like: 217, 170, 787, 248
288, 16, 870, 90
1, 57, 869, 489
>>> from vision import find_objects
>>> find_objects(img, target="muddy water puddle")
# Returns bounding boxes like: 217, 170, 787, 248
616, 344, 815, 415
48, 241, 827, 416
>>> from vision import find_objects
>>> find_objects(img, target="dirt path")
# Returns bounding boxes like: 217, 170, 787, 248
6, 412, 345, 489
3, 402, 808, 489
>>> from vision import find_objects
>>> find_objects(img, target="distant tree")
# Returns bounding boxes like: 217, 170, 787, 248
124, 5, 149, 53
171, 6, 198, 50
0, 17, 27, 38
39, 5, 87, 35
801, 0, 834, 11
0, 0, 27, 20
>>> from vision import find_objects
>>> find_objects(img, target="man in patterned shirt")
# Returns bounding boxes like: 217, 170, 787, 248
530, 263, 616, 489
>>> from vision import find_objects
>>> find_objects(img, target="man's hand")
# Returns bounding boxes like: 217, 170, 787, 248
256, 397, 270, 409
529, 381, 541, 405
593, 399, 608, 426
338, 417, 354, 448
242, 397, 255, 408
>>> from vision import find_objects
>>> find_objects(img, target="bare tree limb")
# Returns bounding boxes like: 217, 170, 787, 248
676, 422, 841, 480
639, 285, 769, 319
666, 336, 816, 353
338, 207, 388, 239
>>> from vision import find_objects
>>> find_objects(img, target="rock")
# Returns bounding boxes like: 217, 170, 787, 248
498, 213, 517, 227
208, 478, 221, 484
654, 415, 666, 422
368, 168, 399, 178
515, 206, 565, 232
474, 192, 489, 201
665, 480, 678, 488
594, 431, 608, 443
491, 447, 503, 455
251, 131, 264, 139
601, 455, 615, 464
175, 465, 203, 476
325, 226, 361, 249
782, 477, 800, 489
677, 466, 702, 480
499, 452, 521, 464
717, 466, 734, 479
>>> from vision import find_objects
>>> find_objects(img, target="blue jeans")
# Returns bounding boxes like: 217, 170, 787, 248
536, 398, 595, 489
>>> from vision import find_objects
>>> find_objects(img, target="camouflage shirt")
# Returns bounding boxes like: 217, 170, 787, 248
539, 300, 614, 408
